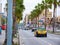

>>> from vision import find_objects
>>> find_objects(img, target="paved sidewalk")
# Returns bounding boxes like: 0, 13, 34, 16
0, 30, 5, 45
46, 26, 60, 31
46, 26, 60, 35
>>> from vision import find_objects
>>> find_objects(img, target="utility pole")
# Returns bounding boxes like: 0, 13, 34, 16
7, 0, 13, 45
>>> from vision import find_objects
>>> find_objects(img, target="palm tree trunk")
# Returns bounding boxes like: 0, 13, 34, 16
12, 15, 17, 44
32, 19, 34, 28
53, 0, 56, 33
36, 17, 37, 28
45, 9, 47, 30
37, 16, 39, 27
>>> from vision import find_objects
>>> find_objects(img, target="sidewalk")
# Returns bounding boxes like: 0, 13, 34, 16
46, 26, 60, 35
0, 30, 5, 45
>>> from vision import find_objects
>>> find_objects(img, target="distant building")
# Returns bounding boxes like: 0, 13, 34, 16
57, 0, 60, 22
38, 9, 52, 20
24, 15, 29, 25
38, 10, 52, 26
0, 3, 2, 12
31, 9, 52, 27
57, 16, 60, 22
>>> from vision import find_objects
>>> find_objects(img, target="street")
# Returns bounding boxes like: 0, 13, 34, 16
19, 29, 60, 45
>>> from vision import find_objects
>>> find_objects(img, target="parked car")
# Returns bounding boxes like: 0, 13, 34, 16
1, 25, 7, 30
24, 27, 29, 30
34, 26, 47, 37
32, 28, 37, 32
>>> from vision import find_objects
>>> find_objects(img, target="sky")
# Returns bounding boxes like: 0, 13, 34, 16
1, 0, 60, 21
23, 0, 42, 20
23, 0, 60, 20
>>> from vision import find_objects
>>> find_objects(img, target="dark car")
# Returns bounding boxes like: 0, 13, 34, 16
25, 27, 29, 30
32, 28, 37, 32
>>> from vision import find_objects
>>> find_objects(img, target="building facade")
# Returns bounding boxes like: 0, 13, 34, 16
24, 15, 29, 25
0, 3, 2, 13
30, 9, 52, 27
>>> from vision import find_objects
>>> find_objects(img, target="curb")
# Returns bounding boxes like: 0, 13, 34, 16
47, 30, 60, 35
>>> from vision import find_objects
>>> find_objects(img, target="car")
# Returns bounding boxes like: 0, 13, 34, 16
34, 26, 47, 37
1, 25, 7, 30
24, 27, 29, 30
32, 28, 37, 32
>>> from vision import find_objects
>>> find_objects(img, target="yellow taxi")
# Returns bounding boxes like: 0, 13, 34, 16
34, 26, 47, 37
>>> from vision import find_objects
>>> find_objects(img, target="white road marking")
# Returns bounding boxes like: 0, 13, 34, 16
36, 38, 53, 45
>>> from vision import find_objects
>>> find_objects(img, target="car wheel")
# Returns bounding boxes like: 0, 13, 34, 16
45, 33, 47, 37
35, 32, 38, 37
32, 30, 34, 32
35, 34, 38, 37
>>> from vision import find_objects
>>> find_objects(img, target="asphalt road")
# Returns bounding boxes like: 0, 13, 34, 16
19, 29, 60, 45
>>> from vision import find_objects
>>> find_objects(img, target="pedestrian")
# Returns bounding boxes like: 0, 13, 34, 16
0, 26, 2, 35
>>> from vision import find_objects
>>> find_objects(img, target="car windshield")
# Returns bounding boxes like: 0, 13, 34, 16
38, 25, 45, 30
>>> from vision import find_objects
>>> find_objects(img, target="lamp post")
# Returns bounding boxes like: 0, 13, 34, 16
7, 0, 13, 45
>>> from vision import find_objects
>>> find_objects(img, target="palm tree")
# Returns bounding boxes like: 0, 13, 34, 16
35, 3, 44, 27
29, 3, 45, 28
53, 0, 57, 32
31, 9, 40, 27
41, 0, 52, 29
44, 0, 60, 32
15, 0, 25, 32
15, 0, 25, 22
27, 0, 60, 33
15, 0, 25, 31
4, 0, 25, 45
12, 0, 25, 44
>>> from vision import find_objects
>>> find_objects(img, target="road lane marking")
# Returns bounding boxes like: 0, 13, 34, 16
47, 34, 60, 40
36, 38, 53, 45
20, 37, 25, 45
20, 37, 53, 45
48, 33, 60, 37
41, 40, 52, 45
20, 37, 60, 40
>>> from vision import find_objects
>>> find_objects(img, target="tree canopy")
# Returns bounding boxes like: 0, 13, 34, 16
15, 0, 25, 22
29, 0, 60, 20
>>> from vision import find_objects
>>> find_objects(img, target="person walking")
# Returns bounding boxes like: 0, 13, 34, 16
0, 26, 2, 35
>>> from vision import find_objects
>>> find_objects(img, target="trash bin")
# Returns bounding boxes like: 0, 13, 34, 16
0, 26, 2, 34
